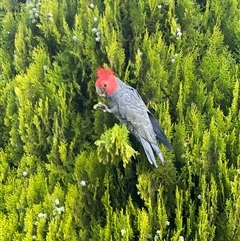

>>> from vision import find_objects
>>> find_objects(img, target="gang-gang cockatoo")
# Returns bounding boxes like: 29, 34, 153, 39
94, 67, 172, 167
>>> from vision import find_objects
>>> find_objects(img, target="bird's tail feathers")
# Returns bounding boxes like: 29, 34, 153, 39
139, 136, 158, 168
150, 143, 165, 165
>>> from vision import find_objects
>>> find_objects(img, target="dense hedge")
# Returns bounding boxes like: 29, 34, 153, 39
0, 0, 239, 240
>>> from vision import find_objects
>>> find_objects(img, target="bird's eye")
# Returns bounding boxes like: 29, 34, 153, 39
103, 84, 107, 88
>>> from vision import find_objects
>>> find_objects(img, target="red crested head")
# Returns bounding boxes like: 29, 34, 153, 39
95, 67, 118, 97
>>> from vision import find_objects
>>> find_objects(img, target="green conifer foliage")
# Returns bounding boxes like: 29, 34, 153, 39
95, 124, 138, 167
0, 0, 239, 240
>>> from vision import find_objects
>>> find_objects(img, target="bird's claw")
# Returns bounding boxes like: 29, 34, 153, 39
93, 102, 109, 112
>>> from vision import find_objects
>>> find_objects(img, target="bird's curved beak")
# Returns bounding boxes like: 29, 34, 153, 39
96, 87, 106, 97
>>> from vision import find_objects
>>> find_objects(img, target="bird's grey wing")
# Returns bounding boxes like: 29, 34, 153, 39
117, 87, 155, 142
116, 87, 166, 165
148, 111, 172, 151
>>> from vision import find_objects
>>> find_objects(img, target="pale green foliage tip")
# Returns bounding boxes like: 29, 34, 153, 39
95, 124, 138, 167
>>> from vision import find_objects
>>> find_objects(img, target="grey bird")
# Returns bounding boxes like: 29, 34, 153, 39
94, 67, 172, 167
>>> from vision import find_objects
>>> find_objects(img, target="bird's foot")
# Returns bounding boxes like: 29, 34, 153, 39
93, 102, 111, 113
